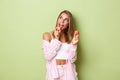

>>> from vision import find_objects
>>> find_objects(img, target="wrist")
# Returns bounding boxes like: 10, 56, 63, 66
55, 36, 59, 40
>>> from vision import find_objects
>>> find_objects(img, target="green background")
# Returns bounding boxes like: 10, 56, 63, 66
0, 0, 120, 80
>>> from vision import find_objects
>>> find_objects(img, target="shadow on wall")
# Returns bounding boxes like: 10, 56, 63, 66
73, 15, 84, 80
75, 43, 83, 80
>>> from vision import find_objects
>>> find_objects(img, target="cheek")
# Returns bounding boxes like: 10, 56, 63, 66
57, 20, 60, 25
64, 22, 69, 26
57, 19, 60, 23
64, 23, 69, 29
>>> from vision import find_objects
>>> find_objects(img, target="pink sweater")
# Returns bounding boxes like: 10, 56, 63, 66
42, 39, 78, 80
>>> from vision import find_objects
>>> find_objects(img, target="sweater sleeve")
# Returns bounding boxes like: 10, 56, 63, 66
42, 39, 62, 61
67, 44, 78, 63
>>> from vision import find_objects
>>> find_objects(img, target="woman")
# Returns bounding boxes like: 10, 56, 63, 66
42, 10, 79, 80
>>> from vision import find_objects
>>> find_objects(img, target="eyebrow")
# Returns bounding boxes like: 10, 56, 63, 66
60, 15, 69, 19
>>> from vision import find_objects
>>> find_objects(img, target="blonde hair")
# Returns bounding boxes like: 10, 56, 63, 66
55, 10, 74, 43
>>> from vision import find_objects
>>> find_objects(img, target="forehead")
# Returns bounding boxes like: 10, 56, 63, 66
60, 13, 69, 18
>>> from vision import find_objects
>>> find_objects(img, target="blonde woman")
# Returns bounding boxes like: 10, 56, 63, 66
42, 10, 79, 80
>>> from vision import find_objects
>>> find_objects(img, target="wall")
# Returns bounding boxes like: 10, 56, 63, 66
0, 0, 120, 80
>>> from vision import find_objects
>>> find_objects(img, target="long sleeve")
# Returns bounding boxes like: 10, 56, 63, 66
67, 44, 78, 63
42, 39, 62, 61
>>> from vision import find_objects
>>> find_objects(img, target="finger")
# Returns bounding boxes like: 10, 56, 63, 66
55, 27, 59, 31
76, 35, 79, 38
56, 30, 59, 34
54, 28, 57, 34
58, 30, 61, 33
54, 29, 57, 34
56, 28, 58, 31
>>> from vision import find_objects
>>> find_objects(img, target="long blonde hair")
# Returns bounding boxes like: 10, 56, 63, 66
55, 10, 74, 43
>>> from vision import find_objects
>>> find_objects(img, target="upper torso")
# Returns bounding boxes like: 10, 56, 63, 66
49, 31, 71, 65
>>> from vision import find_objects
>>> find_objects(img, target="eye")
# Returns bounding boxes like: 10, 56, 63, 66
59, 16, 62, 19
64, 18, 69, 23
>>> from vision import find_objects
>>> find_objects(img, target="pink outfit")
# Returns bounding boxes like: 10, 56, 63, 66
42, 39, 78, 80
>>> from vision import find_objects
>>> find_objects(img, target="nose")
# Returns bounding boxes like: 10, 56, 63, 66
60, 18, 64, 23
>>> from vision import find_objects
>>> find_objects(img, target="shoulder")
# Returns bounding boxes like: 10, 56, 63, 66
42, 32, 52, 42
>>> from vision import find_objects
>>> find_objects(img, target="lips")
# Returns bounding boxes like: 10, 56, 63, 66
56, 26, 62, 31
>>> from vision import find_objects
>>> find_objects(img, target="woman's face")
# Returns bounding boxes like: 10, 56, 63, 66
57, 13, 69, 30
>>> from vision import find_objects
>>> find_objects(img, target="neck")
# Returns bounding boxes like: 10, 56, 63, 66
59, 32, 66, 42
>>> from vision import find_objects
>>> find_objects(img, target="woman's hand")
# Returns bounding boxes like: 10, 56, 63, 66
53, 27, 61, 39
71, 30, 79, 45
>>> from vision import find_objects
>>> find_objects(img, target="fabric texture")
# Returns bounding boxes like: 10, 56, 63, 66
42, 39, 78, 80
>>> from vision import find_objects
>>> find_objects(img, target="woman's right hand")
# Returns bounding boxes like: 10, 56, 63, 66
53, 27, 61, 39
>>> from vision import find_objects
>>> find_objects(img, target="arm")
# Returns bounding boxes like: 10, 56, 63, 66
67, 44, 78, 63
42, 32, 61, 61
67, 31, 79, 63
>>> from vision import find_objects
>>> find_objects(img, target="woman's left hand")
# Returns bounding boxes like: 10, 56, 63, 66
71, 34, 79, 45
